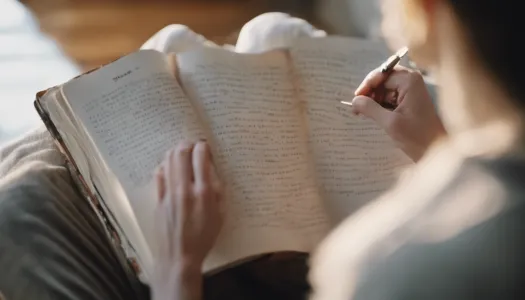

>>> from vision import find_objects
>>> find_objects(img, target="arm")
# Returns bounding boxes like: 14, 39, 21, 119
151, 141, 224, 300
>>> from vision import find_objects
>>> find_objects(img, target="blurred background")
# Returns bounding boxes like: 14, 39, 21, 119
0, 0, 383, 144
19, 0, 320, 71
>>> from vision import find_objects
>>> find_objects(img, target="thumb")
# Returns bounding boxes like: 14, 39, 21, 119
351, 95, 394, 129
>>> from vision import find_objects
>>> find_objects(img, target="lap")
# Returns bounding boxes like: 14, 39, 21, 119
0, 160, 148, 300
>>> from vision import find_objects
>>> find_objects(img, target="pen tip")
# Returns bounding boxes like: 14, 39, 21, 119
341, 101, 353, 106
396, 46, 409, 58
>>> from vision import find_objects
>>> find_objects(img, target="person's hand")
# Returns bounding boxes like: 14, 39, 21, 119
155, 140, 223, 266
351, 66, 447, 162
152, 140, 223, 300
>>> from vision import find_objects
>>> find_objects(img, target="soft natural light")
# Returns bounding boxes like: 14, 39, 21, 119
0, 0, 80, 144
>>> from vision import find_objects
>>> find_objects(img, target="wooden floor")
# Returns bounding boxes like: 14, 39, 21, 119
20, 0, 316, 71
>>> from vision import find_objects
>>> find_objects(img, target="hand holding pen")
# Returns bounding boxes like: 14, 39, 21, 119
341, 47, 447, 162
342, 47, 408, 110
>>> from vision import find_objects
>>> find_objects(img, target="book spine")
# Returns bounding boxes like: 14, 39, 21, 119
34, 99, 91, 197
33, 97, 143, 279
34, 99, 62, 144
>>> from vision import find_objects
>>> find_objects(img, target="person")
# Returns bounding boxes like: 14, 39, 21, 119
1, 0, 524, 298
311, 0, 525, 298
151, 0, 525, 299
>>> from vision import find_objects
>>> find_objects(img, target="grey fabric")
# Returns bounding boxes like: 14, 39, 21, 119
352, 156, 525, 300
0, 127, 148, 300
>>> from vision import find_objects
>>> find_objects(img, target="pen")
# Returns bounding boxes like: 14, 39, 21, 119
341, 46, 409, 110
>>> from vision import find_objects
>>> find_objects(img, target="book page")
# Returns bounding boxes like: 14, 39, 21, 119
60, 50, 207, 274
176, 48, 330, 270
291, 37, 413, 224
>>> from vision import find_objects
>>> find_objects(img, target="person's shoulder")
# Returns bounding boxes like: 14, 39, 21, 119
349, 154, 525, 299
309, 142, 525, 300
309, 141, 463, 299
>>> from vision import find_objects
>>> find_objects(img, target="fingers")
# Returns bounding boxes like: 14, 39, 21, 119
172, 141, 194, 188
382, 70, 423, 93
192, 141, 223, 208
351, 95, 394, 129
160, 140, 222, 204
354, 65, 418, 96
355, 67, 388, 96
192, 141, 211, 185
155, 165, 173, 258
154, 140, 223, 263
161, 142, 194, 218
383, 90, 399, 105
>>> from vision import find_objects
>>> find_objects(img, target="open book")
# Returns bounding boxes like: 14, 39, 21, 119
35, 35, 412, 282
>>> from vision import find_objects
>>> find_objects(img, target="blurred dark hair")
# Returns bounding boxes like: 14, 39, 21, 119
448, 1, 523, 105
